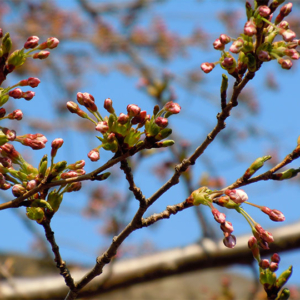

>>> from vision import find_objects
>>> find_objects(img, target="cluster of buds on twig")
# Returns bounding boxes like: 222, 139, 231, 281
201, 2, 299, 78
248, 237, 292, 299
67, 92, 181, 162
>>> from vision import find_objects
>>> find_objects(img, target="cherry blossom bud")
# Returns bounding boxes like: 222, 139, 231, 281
88, 148, 100, 162
200, 62, 215, 73
61, 170, 85, 179
280, 29, 296, 42
66, 101, 88, 118
258, 50, 271, 62
24, 36, 39, 49
26, 180, 37, 190
67, 160, 85, 170
213, 38, 225, 50
22, 91, 35, 100
118, 113, 129, 124
219, 34, 231, 44
132, 110, 147, 125
261, 207, 285, 222
33, 51, 50, 59
0, 108, 6, 118
27, 77, 41, 88
223, 234, 236, 248
12, 184, 26, 197
95, 121, 109, 134
277, 58, 293, 69
269, 262, 279, 272
229, 39, 244, 53
0, 157, 11, 168
278, 21, 289, 30
51, 138, 64, 157
46, 37, 59, 49
275, 3, 293, 24
244, 21, 257, 36
155, 117, 168, 128
220, 221, 234, 234
104, 98, 115, 113
0, 143, 22, 163
9, 88, 23, 99
8, 109, 23, 121
248, 236, 260, 260
211, 208, 226, 224
66, 182, 82, 192
2, 128, 16, 141
225, 189, 248, 204
259, 259, 270, 269
127, 104, 141, 117
271, 253, 280, 263
221, 57, 235, 69
261, 230, 274, 244
164, 101, 181, 115
258, 5, 271, 17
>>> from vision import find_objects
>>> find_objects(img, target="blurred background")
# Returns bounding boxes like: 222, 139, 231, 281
1, 0, 300, 299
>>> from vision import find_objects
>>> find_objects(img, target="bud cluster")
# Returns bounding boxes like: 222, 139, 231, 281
67, 93, 181, 162
201, 2, 299, 77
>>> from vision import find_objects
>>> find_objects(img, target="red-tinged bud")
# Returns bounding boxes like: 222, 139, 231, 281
27, 77, 40, 88
164, 101, 181, 115
26, 180, 37, 190
279, 3, 293, 18
258, 50, 271, 62
24, 36, 39, 49
107, 132, 115, 143
277, 58, 293, 69
269, 262, 279, 272
200, 62, 215, 73
78, 92, 97, 112
278, 21, 289, 30
2, 128, 16, 141
211, 208, 226, 224
12, 184, 26, 197
280, 29, 296, 42
244, 21, 257, 36
223, 234, 236, 248
46, 37, 59, 49
220, 221, 234, 234
24, 139, 46, 149
284, 48, 299, 60
0, 108, 6, 118
76, 92, 85, 105
1, 182, 11, 190
33, 51, 50, 59
258, 5, 271, 17
259, 259, 270, 269
104, 98, 114, 113
225, 189, 248, 204
221, 57, 235, 69
19, 79, 28, 86
22, 91, 35, 101
131, 110, 147, 125
118, 113, 129, 124
9, 88, 23, 99
0, 157, 12, 168
255, 223, 264, 235
261, 230, 274, 243
51, 138, 64, 157
219, 34, 231, 44
61, 170, 85, 179
213, 38, 225, 50
155, 117, 168, 128
270, 209, 285, 222
67, 101, 79, 113
248, 236, 258, 249
271, 253, 281, 263
0, 143, 21, 163
127, 104, 141, 117
88, 148, 100, 161
229, 39, 244, 54
67, 160, 85, 170
95, 121, 109, 134
16, 133, 47, 150
8, 109, 23, 121
66, 182, 82, 192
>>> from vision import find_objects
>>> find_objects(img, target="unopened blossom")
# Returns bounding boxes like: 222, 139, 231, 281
261, 206, 285, 222
155, 117, 168, 128
219, 34, 231, 44
8, 109, 23, 120
260, 230, 274, 244
2, 128, 16, 141
28, 77, 41, 88
280, 29, 296, 42
16, 133, 47, 150
26, 180, 37, 190
46, 37, 60, 49
269, 262, 279, 272
9, 88, 23, 99
66, 182, 82, 192
12, 184, 26, 197
118, 113, 129, 124
0, 143, 21, 163
51, 138, 64, 157
258, 50, 271, 62
127, 104, 141, 117
66, 101, 88, 118
244, 21, 257, 36
61, 169, 85, 179
277, 58, 293, 69
220, 221, 234, 234
229, 39, 244, 53
131, 110, 147, 125
95, 121, 109, 134
22, 91, 35, 101
164, 101, 181, 114
24, 36, 39, 49
278, 21, 289, 30
258, 5, 271, 17
0, 108, 6, 118
33, 51, 50, 59
223, 234, 236, 248
88, 148, 100, 162
275, 3, 293, 24
225, 189, 248, 204
211, 208, 226, 224
200, 62, 215, 73
271, 253, 280, 263
213, 38, 225, 50
104, 98, 114, 113
259, 259, 270, 269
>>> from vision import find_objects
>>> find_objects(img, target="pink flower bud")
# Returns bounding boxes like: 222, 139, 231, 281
131, 110, 147, 125
24, 36, 39, 49
155, 117, 168, 128
0, 108, 6, 118
33, 50, 50, 59
259, 259, 270, 269
2, 128, 16, 141
280, 29, 296, 42
26, 180, 37, 190
27, 77, 41, 88
220, 221, 234, 234
258, 50, 271, 62
8, 109, 23, 120
211, 208, 226, 224
261, 207, 285, 222
219, 34, 231, 44
271, 253, 280, 263
22, 91, 35, 101
221, 57, 235, 69
61, 170, 85, 179
0, 143, 21, 163
107, 132, 115, 143
164, 101, 181, 114
277, 58, 293, 69
104, 98, 114, 113
248, 236, 258, 249
200, 62, 215, 73
258, 5, 271, 17
67, 101, 79, 113
225, 189, 248, 204
51, 138, 64, 149
280, 3, 293, 17
95, 121, 109, 134
261, 230, 274, 244
244, 21, 257, 36
213, 38, 225, 50
223, 234, 236, 248
127, 104, 141, 117
46, 37, 59, 49
229, 39, 244, 54
118, 113, 129, 124
12, 184, 26, 197
269, 262, 279, 272
1, 182, 11, 190
9, 88, 23, 99
278, 21, 289, 30
66, 182, 82, 192
88, 148, 100, 162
